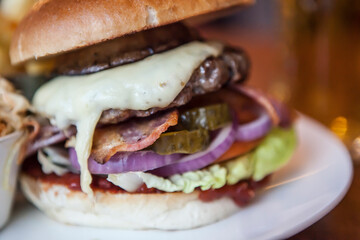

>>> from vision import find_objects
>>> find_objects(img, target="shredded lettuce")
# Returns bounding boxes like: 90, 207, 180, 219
109, 165, 227, 194
107, 127, 297, 193
38, 149, 69, 176
37, 147, 75, 176
223, 155, 253, 185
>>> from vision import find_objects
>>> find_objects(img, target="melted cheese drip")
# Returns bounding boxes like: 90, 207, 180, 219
33, 41, 223, 195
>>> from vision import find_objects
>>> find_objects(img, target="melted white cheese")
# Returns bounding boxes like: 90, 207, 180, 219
33, 41, 223, 195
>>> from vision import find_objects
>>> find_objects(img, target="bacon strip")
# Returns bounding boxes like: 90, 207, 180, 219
91, 110, 179, 164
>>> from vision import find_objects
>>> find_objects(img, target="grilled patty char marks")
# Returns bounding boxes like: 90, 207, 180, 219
52, 22, 250, 125
98, 48, 250, 125
54, 23, 199, 75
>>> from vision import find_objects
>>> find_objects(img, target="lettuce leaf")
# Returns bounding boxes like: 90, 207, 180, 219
223, 155, 253, 185
252, 127, 296, 181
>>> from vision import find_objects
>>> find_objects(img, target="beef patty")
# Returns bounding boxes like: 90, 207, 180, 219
52, 23, 250, 125
54, 23, 199, 75
98, 48, 250, 125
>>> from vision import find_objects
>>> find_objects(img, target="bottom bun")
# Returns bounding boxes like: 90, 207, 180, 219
20, 174, 240, 230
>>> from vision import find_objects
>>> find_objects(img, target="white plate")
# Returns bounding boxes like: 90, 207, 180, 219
1, 116, 353, 240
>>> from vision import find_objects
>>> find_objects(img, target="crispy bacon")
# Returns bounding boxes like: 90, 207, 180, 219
91, 110, 179, 163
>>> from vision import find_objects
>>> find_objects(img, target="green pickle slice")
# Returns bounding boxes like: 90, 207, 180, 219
179, 103, 231, 131
150, 129, 210, 155
150, 103, 231, 154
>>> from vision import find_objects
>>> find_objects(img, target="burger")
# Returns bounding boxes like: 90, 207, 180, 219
10, 0, 297, 230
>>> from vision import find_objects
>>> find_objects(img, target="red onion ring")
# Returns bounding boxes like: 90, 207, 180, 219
67, 85, 293, 176
230, 84, 294, 141
69, 148, 182, 174
271, 99, 293, 128
235, 108, 272, 142
26, 126, 76, 156
69, 123, 235, 176
231, 84, 280, 126
150, 123, 236, 177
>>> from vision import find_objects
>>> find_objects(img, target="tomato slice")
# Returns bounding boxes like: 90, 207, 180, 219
215, 139, 263, 163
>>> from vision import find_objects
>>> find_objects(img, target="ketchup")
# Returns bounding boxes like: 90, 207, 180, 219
22, 158, 163, 194
22, 158, 270, 205
199, 176, 271, 207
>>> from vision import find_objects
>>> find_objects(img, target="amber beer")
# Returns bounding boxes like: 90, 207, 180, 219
280, 0, 360, 160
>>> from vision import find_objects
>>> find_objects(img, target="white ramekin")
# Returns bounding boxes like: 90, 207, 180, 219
0, 131, 22, 229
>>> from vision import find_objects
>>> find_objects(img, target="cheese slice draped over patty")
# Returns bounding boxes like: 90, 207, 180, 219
32, 41, 223, 195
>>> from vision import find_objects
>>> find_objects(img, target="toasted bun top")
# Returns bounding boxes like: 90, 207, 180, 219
10, 0, 253, 64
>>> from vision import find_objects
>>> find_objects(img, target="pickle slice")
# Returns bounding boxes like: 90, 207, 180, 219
179, 103, 231, 131
150, 129, 210, 155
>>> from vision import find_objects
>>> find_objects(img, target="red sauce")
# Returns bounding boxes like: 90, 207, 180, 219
22, 158, 163, 194
22, 158, 270, 205
199, 176, 271, 207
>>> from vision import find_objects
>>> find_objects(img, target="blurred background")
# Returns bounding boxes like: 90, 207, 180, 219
0, 0, 359, 238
